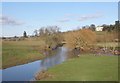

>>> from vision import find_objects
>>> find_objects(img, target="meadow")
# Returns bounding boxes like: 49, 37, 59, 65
2, 40, 46, 69
38, 54, 118, 81
2, 30, 119, 81
2, 31, 119, 69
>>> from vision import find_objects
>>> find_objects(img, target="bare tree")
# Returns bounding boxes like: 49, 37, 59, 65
34, 29, 38, 36
39, 27, 45, 37
40, 26, 64, 48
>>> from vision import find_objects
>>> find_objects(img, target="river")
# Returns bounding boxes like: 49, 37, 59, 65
2, 47, 69, 81
1, 47, 119, 82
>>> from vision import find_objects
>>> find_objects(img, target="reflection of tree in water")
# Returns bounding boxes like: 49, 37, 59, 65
67, 48, 80, 59
72, 48, 80, 56
40, 47, 68, 70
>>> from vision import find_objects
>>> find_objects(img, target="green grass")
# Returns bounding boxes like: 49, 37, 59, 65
2, 40, 45, 46
2, 40, 45, 69
95, 31, 105, 35
39, 54, 118, 81
97, 42, 119, 48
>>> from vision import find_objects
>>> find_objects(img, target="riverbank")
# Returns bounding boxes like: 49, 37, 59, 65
64, 42, 120, 55
36, 54, 118, 81
2, 40, 46, 69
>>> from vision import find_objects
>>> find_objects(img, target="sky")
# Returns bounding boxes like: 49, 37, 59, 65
1, 2, 118, 37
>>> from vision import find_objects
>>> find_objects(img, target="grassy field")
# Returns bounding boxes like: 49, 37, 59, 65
96, 42, 119, 48
2, 40, 46, 69
38, 54, 118, 81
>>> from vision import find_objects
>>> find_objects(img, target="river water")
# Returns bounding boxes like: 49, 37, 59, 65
2, 47, 118, 82
2, 47, 69, 81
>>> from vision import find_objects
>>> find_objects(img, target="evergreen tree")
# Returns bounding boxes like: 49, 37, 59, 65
23, 31, 27, 37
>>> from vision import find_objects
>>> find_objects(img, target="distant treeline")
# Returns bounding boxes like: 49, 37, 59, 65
102, 21, 120, 32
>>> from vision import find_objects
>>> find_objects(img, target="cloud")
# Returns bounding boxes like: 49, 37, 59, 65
56, 18, 70, 22
0, 15, 25, 26
78, 14, 104, 21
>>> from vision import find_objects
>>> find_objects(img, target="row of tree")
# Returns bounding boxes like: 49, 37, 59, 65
102, 21, 120, 32
28, 26, 97, 50
82, 24, 96, 31
22, 21, 119, 51
23, 26, 64, 49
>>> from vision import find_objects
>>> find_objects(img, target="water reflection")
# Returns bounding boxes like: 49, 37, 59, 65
2, 47, 118, 81
38, 47, 68, 71
2, 47, 68, 81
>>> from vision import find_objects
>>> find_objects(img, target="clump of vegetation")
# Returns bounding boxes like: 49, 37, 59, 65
102, 21, 120, 32
64, 29, 96, 51
39, 26, 64, 49
35, 70, 54, 80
